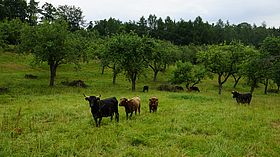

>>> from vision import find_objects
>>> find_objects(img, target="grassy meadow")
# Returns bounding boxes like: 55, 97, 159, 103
0, 52, 280, 156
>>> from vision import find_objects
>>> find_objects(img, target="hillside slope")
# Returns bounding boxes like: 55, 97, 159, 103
0, 52, 280, 156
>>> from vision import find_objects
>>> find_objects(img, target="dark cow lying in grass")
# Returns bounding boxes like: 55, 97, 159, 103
175, 86, 184, 91
149, 96, 158, 113
84, 94, 119, 127
25, 74, 38, 79
188, 86, 200, 92
231, 91, 252, 105
119, 96, 141, 119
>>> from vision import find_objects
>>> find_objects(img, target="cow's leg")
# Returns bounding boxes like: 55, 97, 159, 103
115, 112, 119, 122
98, 118, 102, 127
149, 106, 152, 113
111, 114, 113, 121
130, 112, 133, 118
94, 117, 98, 127
126, 112, 129, 120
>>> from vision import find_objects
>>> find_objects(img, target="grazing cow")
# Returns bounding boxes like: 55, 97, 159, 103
25, 74, 38, 79
149, 96, 158, 113
143, 85, 149, 92
0, 87, 8, 94
84, 94, 119, 127
231, 91, 252, 105
119, 96, 141, 119
175, 86, 184, 91
188, 86, 200, 92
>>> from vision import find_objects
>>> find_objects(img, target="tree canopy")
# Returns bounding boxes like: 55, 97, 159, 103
20, 20, 86, 86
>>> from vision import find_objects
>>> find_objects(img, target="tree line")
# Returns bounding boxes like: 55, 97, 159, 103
0, 0, 280, 94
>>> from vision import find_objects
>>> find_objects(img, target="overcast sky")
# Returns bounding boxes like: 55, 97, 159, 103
35, 0, 280, 28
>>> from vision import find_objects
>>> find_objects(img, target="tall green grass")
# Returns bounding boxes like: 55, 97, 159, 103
0, 52, 280, 156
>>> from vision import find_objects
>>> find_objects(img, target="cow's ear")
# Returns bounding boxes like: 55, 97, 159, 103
149, 98, 151, 101
85, 97, 89, 101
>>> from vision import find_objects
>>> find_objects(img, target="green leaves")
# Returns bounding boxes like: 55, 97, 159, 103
20, 20, 87, 86
171, 61, 206, 87
261, 36, 280, 57
198, 42, 258, 94
102, 32, 153, 90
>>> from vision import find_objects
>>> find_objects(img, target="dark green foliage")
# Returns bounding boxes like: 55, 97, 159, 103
40, 2, 57, 22
20, 20, 86, 86
198, 42, 257, 94
272, 60, 280, 91
261, 36, 280, 57
242, 54, 264, 94
0, 0, 27, 21
171, 61, 192, 85
102, 32, 152, 91
179, 44, 201, 64
26, 0, 39, 26
93, 18, 122, 36
171, 61, 206, 88
148, 39, 180, 81
106, 15, 280, 46
259, 36, 280, 93
0, 19, 26, 46
56, 5, 85, 32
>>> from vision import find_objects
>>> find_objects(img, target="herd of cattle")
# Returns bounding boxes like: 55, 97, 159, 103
83, 90, 252, 127
83, 94, 158, 127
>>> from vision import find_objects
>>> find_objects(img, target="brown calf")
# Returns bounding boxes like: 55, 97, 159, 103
149, 97, 158, 113
119, 96, 141, 119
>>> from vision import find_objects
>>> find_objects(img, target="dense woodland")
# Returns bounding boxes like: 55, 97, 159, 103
1, 0, 280, 94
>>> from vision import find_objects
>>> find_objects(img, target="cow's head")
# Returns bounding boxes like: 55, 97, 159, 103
231, 91, 239, 98
119, 98, 128, 106
149, 97, 158, 106
84, 94, 101, 107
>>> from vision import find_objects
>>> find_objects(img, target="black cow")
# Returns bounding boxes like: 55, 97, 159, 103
189, 86, 200, 92
175, 86, 184, 91
25, 74, 38, 79
231, 91, 252, 105
84, 94, 119, 127
143, 85, 149, 92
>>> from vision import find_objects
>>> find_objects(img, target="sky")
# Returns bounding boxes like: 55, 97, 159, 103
33, 0, 280, 28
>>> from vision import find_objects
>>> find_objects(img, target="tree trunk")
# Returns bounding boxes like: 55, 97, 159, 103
218, 74, 222, 95
233, 76, 241, 88
131, 72, 137, 92
264, 78, 269, 94
250, 86, 255, 94
112, 65, 117, 85
153, 70, 159, 82
217, 73, 231, 95
113, 72, 117, 85
132, 80, 136, 92
250, 80, 257, 94
49, 61, 58, 87
101, 66, 105, 75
